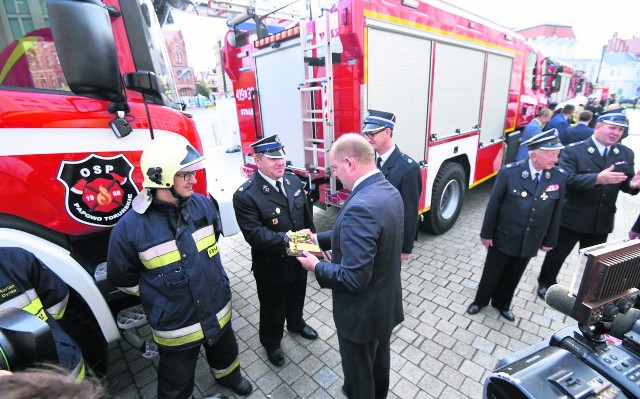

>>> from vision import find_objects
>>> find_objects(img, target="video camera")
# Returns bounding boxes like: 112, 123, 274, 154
484, 239, 640, 399
0, 307, 58, 371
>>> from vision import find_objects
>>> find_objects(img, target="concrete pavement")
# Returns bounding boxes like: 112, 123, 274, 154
105, 108, 640, 398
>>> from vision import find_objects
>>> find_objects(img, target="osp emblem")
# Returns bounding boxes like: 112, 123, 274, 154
57, 154, 139, 227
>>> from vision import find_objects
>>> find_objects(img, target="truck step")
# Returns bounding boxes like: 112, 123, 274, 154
94, 262, 107, 281
117, 304, 148, 329
141, 340, 159, 359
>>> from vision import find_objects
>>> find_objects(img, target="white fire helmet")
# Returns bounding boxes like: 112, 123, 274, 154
140, 135, 205, 189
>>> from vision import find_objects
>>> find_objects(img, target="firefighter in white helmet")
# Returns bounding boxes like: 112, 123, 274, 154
107, 135, 252, 398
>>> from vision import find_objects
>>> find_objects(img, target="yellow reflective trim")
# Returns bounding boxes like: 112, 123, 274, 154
207, 243, 219, 258
212, 358, 240, 379
196, 234, 216, 252
0, 37, 37, 85
153, 329, 204, 347
22, 297, 48, 322
140, 250, 181, 269
74, 360, 85, 383
217, 301, 232, 328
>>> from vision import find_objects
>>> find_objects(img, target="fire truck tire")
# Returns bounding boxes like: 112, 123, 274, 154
421, 162, 466, 234
58, 290, 108, 376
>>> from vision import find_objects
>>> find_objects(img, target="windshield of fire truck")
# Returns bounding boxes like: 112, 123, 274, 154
130, 0, 180, 109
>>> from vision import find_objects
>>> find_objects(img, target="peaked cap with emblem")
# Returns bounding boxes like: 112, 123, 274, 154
523, 128, 564, 151
597, 112, 628, 127
250, 134, 285, 158
362, 109, 396, 133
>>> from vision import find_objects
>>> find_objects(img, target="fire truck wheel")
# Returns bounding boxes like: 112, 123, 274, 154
58, 290, 108, 376
421, 162, 466, 234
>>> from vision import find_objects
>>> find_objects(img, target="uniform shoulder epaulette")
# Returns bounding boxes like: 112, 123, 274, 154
552, 165, 566, 174
567, 141, 581, 147
505, 161, 518, 169
237, 179, 253, 192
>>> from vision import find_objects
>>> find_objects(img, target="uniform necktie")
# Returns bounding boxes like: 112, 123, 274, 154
603, 147, 609, 158
534, 172, 540, 191
376, 157, 382, 169
276, 180, 286, 197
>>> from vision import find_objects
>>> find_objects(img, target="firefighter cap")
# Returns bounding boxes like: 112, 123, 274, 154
523, 128, 565, 151
597, 112, 629, 128
250, 134, 286, 158
362, 109, 396, 133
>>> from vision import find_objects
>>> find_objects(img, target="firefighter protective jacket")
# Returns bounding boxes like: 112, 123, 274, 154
0, 247, 84, 377
107, 193, 233, 351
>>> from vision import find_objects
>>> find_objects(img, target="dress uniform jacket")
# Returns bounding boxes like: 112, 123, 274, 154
0, 247, 84, 376
559, 137, 638, 235
233, 171, 315, 284
480, 160, 566, 258
107, 194, 233, 351
379, 146, 421, 254
547, 113, 570, 143
563, 123, 594, 145
315, 172, 404, 343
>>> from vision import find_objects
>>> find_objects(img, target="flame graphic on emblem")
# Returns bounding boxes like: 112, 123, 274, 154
97, 186, 113, 205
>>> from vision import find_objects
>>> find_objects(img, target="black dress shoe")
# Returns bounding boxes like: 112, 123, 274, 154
467, 303, 481, 315
291, 325, 318, 340
341, 385, 349, 398
537, 286, 548, 300
267, 348, 285, 367
498, 309, 515, 322
220, 376, 253, 396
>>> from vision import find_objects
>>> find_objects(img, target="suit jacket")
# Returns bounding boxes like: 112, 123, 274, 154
515, 119, 543, 161
559, 137, 638, 234
480, 160, 566, 258
233, 171, 315, 284
379, 146, 422, 253
547, 113, 570, 143
315, 172, 404, 343
563, 123, 593, 145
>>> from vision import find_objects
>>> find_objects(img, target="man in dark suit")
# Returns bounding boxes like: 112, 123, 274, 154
563, 110, 594, 145
362, 109, 421, 261
233, 134, 317, 368
537, 113, 640, 299
515, 108, 552, 161
298, 134, 404, 399
547, 103, 575, 144
467, 129, 566, 322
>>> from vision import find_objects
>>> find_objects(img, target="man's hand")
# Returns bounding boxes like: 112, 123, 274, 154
629, 230, 640, 240
480, 238, 493, 248
401, 253, 410, 262
596, 165, 629, 185
297, 250, 319, 271
541, 246, 553, 252
630, 170, 640, 189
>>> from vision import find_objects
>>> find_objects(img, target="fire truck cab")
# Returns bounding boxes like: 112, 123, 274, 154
224, 0, 545, 234
0, 0, 228, 370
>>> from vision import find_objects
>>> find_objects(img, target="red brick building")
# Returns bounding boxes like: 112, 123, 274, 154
163, 29, 196, 98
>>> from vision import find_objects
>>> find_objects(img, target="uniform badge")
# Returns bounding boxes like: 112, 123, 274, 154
540, 192, 548, 201
588, 147, 595, 154
276, 207, 281, 214
521, 191, 527, 197
272, 218, 279, 225
294, 189, 301, 197
545, 171, 550, 180
613, 147, 620, 155
262, 185, 270, 193
545, 184, 559, 192
285, 178, 291, 186
238, 187, 244, 192
521, 170, 530, 179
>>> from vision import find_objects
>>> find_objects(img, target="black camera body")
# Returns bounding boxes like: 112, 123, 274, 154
0, 307, 58, 371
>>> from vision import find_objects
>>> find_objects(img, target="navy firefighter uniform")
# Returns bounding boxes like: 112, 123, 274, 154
468, 129, 566, 321
0, 247, 84, 379
233, 134, 316, 367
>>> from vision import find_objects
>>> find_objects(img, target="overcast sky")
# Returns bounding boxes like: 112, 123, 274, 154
173, 0, 640, 73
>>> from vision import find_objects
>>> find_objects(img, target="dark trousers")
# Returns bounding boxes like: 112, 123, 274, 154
537, 226, 608, 288
255, 272, 308, 351
474, 246, 530, 309
338, 333, 391, 399
157, 325, 241, 399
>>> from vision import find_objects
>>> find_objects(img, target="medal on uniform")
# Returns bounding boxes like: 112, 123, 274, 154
272, 218, 278, 225
276, 207, 281, 214
521, 191, 527, 197
541, 192, 548, 201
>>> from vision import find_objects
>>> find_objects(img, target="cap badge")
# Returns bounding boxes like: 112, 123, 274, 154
522, 170, 530, 179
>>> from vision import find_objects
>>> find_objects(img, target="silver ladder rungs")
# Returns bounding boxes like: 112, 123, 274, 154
299, 86, 323, 92
305, 77, 328, 84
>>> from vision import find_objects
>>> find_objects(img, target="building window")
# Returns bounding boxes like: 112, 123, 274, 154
174, 45, 183, 64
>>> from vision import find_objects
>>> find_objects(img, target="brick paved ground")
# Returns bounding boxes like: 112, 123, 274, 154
105, 109, 640, 398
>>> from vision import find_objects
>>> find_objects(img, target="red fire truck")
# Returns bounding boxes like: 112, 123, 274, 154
223, 0, 550, 234
0, 0, 230, 370
543, 56, 579, 106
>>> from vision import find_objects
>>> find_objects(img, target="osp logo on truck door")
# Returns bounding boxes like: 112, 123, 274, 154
57, 154, 139, 227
